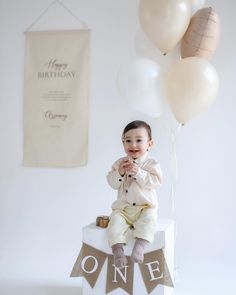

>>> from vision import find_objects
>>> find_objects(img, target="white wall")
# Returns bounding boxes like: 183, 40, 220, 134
0, 0, 235, 294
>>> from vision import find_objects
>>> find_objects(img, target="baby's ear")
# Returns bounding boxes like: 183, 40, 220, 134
148, 139, 154, 149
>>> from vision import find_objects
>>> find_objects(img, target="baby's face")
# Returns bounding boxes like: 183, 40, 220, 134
123, 127, 152, 159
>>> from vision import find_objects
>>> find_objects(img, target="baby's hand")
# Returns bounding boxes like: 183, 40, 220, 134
118, 158, 132, 176
126, 162, 139, 176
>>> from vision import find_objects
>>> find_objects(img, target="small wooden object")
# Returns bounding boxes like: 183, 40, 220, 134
96, 216, 110, 228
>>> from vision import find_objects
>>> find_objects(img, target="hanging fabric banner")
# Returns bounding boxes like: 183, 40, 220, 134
70, 243, 107, 288
106, 255, 134, 295
139, 248, 174, 294
23, 30, 90, 167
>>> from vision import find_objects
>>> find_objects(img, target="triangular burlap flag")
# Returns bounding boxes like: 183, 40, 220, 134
139, 248, 174, 294
106, 255, 134, 295
70, 243, 107, 288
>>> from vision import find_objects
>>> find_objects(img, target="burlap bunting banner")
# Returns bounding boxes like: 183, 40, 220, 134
106, 255, 134, 295
71, 243, 173, 294
70, 243, 107, 288
139, 248, 174, 294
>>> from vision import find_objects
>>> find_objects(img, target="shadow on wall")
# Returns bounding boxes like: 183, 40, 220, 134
0, 284, 82, 295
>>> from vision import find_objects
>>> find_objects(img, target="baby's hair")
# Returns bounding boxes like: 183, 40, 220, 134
122, 120, 152, 140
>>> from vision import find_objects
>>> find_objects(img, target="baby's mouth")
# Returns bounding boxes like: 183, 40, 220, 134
129, 149, 139, 153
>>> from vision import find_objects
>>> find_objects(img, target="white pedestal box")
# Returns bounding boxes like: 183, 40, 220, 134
80, 219, 174, 295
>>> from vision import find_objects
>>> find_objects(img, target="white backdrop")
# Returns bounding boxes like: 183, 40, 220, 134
0, 0, 235, 294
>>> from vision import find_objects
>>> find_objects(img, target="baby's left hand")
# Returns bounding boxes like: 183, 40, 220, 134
126, 162, 139, 176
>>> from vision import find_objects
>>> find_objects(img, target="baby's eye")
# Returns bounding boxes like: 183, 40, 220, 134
137, 139, 142, 143
125, 139, 131, 143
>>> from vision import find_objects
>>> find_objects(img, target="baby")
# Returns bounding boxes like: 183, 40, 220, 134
107, 120, 163, 268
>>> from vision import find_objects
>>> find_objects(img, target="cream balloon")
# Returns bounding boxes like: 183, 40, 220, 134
165, 57, 219, 124
139, 0, 191, 54
117, 58, 163, 118
190, 0, 205, 14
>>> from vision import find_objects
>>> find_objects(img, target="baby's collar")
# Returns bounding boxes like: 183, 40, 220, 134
132, 152, 149, 164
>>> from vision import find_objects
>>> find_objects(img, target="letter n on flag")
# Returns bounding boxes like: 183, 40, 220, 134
106, 255, 134, 295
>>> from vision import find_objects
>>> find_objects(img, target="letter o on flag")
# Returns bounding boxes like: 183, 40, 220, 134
81, 255, 98, 274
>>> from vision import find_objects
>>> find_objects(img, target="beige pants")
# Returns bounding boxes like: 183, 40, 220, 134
107, 205, 157, 247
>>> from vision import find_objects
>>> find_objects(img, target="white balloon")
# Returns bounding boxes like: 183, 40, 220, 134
134, 29, 181, 74
134, 30, 160, 61
165, 57, 219, 124
189, 0, 205, 14
139, 0, 191, 53
117, 58, 163, 118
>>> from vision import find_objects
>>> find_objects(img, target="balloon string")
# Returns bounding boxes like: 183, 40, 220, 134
170, 126, 180, 219
169, 122, 181, 282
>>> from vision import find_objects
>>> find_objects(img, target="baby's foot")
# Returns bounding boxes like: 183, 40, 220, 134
112, 243, 127, 269
131, 238, 149, 264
